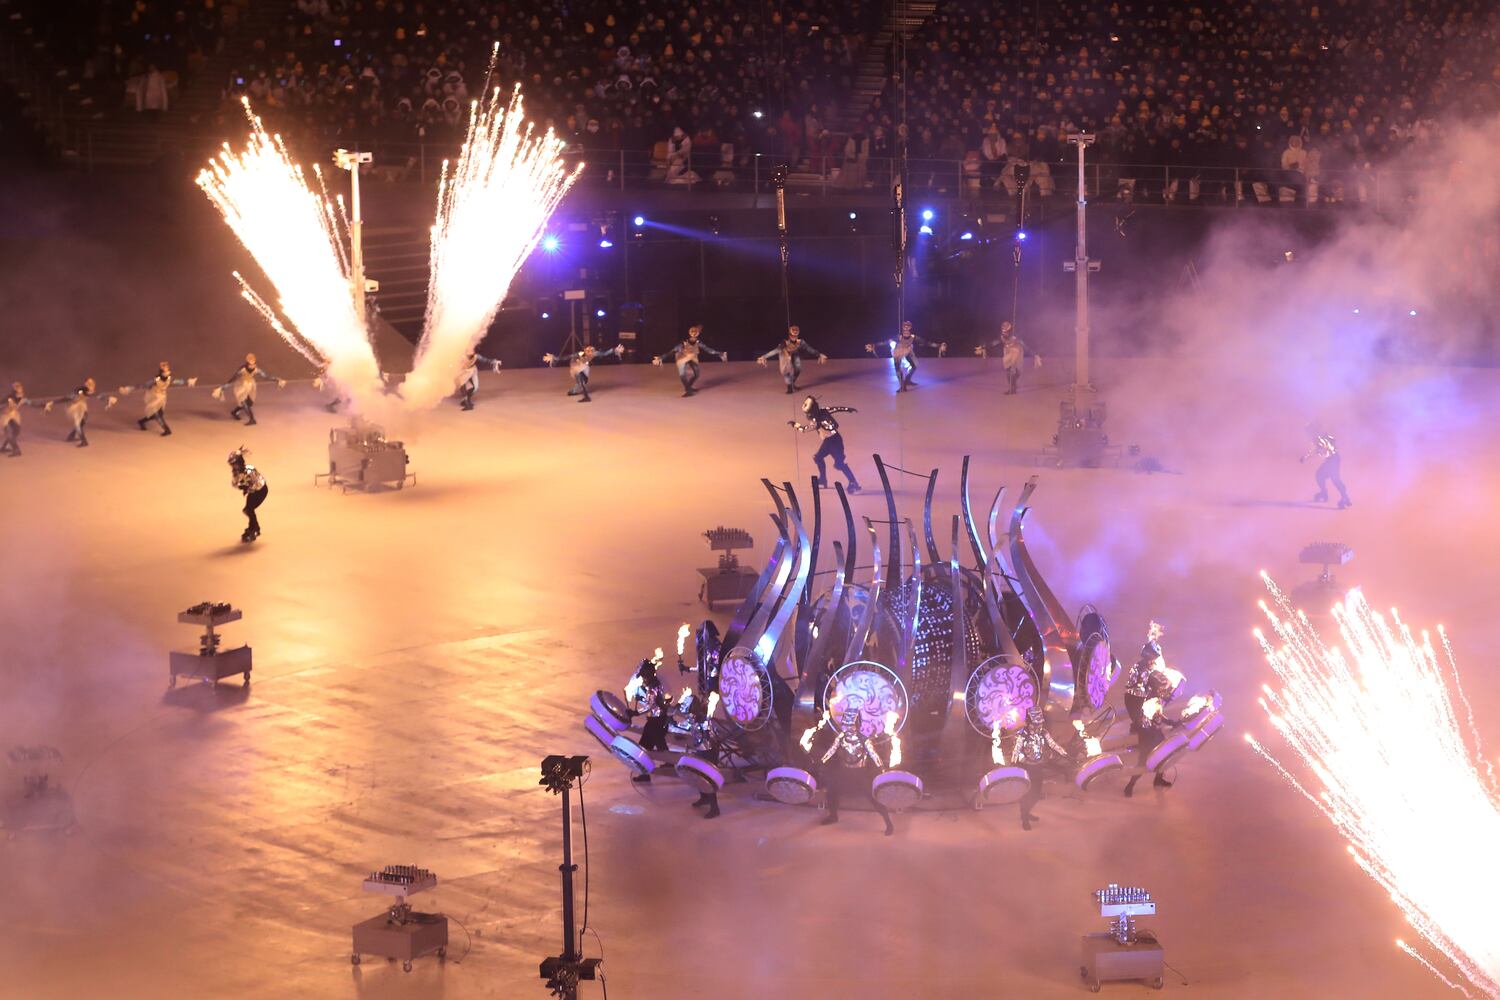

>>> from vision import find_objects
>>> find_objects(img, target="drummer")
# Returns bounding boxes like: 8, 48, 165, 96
625, 653, 674, 784
1123, 621, 1184, 797
997, 708, 1076, 831
685, 692, 722, 820
802, 698, 895, 836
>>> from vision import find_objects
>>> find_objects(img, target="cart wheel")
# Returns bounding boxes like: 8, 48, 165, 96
1152, 978, 1164, 990
1089, 984, 1100, 994
437, 947, 446, 959
350, 954, 360, 966
402, 960, 412, 973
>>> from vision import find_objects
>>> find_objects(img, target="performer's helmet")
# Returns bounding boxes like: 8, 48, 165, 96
801, 395, 816, 413
226, 446, 247, 467
246, 352, 256, 365
1025, 707, 1045, 727
1147, 620, 1165, 641
788, 326, 800, 339
84, 377, 95, 391
688, 325, 701, 338
159, 361, 170, 372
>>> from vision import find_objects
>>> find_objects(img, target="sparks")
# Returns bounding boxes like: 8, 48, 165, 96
400, 50, 583, 409
1251, 577, 1500, 997
196, 101, 383, 409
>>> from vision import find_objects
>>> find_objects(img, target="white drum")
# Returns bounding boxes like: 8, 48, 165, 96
1073, 753, 1125, 791
1188, 711, 1225, 750
871, 770, 924, 812
978, 766, 1031, 806
608, 734, 656, 777
591, 690, 633, 733
765, 766, 818, 805
1144, 731, 1192, 773
584, 714, 615, 753
674, 755, 725, 794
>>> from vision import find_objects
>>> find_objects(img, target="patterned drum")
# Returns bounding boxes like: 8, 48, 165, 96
591, 690, 633, 733
964, 656, 1039, 736
718, 646, 775, 731
608, 734, 656, 777
584, 714, 615, 753
823, 661, 909, 737
1073, 752, 1125, 790
1188, 711, 1225, 750
674, 755, 725, 794
766, 766, 818, 805
1144, 731, 1192, 773
978, 765, 1031, 806
1078, 631, 1116, 712
871, 770, 924, 812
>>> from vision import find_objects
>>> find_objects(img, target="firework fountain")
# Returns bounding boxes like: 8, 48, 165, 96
199, 48, 580, 417
1249, 575, 1500, 998
399, 76, 582, 410
196, 100, 385, 409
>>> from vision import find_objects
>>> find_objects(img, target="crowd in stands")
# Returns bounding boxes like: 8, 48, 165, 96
857, 0, 1500, 201
7, 0, 238, 114
212, 0, 873, 179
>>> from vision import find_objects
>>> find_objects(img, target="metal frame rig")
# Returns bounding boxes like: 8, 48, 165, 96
584, 455, 1225, 813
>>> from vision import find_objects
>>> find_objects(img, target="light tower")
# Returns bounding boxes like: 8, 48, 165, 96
1055, 134, 1108, 466
333, 149, 378, 325
1063, 133, 1100, 398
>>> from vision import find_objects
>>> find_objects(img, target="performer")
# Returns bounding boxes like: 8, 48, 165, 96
212, 353, 285, 425
1301, 425, 1352, 509
312, 367, 349, 413
685, 693, 723, 819
2, 382, 45, 457
542, 344, 624, 402
866, 321, 945, 392
997, 708, 1076, 831
788, 396, 862, 493
975, 320, 1039, 395
757, 326, 826, 394
46, 378, 116, 447
801, 703, 895, 835
227, 446, 269, 543
121, 362, 196, 436
653, 326, 726, 396
625, 652, 673, 783
455, 351, 501, 410
1122, 621, 1182, 797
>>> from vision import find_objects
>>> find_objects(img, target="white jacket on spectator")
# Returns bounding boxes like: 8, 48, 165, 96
141, 67, 169, 112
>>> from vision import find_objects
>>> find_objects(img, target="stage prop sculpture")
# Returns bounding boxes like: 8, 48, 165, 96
586, 458, 1226, 823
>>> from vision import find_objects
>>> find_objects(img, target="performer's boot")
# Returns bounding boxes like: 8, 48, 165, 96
631, 772, 650, 783
880, 808, 895, 837
785, 384, 795, 394
65, 429, 77, 442
692, 793, 712, 808
230, 406, 242, 421
1337, 498, 1352, 510
1153, 773, 1173, 789
1021, 811, 1034, 831
703, 795, 720, 820
137, 417, 149, 431
820, 792, 839, 825
77, 432, 88, 448
244, 404, 257, 426
1123, 775, 1139, 798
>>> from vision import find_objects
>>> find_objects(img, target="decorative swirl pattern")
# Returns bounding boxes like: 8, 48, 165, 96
965, 658, 1038, 735
718, 648, 770, 728
1083, 634, 1115, 709
824, 661, 908, 738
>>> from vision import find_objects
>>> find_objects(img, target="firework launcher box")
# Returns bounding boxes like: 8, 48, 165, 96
1079, 885, 1164, 992
320, 420, 415, 492
699, 527, 757, 608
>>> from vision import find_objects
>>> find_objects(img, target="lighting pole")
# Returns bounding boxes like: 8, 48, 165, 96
1063, 133, 1099, 400
334, 148, 374, 326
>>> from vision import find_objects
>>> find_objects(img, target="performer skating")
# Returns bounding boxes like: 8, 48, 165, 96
976, 321, 1039, 395
758, 326, 826, 393
1122, 621, 1183, 797
789, 395, 862, 493
1301, 425, 1352, 509
653, 325, 726, 396
543, 344, 624, 402
122, 362, 196, 436
212, 353, 285, 425
625, 652, 673, 783
997, 708, 1076, 831
2, 382, 44, 457
46, 378, 116, 447
866, 321, 945, 392
455, 351, 501, 410
801, 703, 895, 835
227, 446, 269, 543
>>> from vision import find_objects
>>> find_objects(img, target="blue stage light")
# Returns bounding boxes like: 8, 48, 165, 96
596, 308, 606, 318
920, 208, 935, 222
959, 231, 974, 241
633, 215, 645, 227
848, 211, 858, 220
598, 238, 614, 249
918, 224, 933, 236
541, 311, 551, 320
1409, 309, 1418, 317
1015, 230, 1028, 242
542, 234, 561, 253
